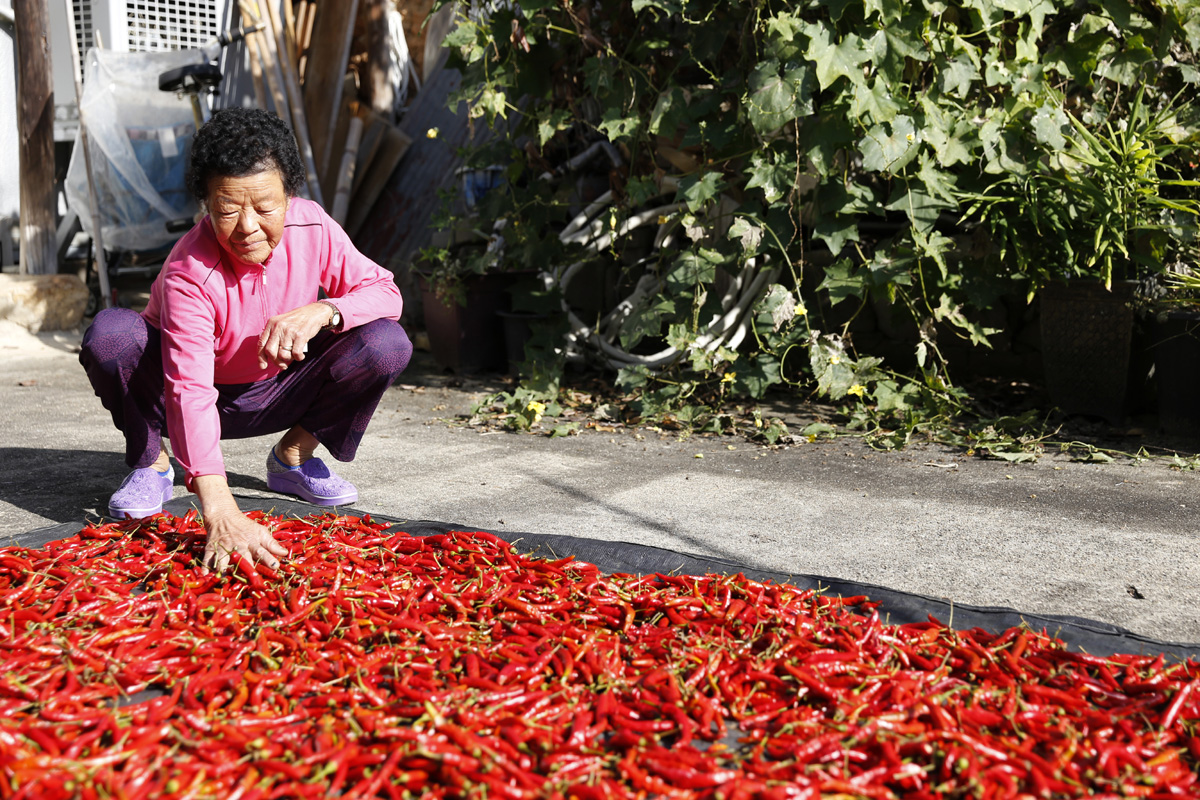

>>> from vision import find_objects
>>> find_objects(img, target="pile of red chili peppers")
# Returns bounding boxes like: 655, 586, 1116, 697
0, 512, 1197, 800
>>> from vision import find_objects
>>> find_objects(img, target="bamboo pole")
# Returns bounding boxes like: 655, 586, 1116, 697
245, 26, 267, 109
239, 3, 290, 124
297, 1, 311, 49
282, 0, 298, 73
62, 0, 111, 307
297, 2, 316, 84
295, 0, 308, 46
240, 1, 320, 205
261, 0, 325, 208
330, 116, 363, 227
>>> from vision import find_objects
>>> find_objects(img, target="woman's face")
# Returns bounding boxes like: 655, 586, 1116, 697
206, 169, 290, 266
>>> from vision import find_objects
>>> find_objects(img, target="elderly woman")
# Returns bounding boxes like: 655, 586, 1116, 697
79, 108, 411, 571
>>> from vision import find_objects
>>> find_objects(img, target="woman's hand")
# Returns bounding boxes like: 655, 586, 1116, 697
202, 509, 289, 572
193, 475, 289, 572
258, 302, 337, 370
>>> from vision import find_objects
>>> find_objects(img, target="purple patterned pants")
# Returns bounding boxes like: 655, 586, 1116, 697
79, 307, 412, 470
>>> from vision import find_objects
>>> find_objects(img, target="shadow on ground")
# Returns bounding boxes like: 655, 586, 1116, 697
0, 447, 267, 528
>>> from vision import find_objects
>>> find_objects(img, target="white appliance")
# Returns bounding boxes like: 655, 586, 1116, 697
48, 0, 232, 141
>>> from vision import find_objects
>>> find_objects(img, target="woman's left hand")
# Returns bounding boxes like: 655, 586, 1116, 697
257, 302, 336, 370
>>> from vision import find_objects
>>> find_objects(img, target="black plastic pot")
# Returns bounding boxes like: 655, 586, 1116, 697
418, 273, 516, 373
1147, 309, 1200, 436
496, 310, 548, 375
1039, 280, 1140, 423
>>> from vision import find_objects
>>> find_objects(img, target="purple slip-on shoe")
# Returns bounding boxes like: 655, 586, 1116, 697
108, 466, 175, 519
266, 455, 358, 506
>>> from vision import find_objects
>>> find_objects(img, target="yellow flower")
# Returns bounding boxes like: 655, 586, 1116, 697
847, 384, 866, 398
721, 372, 736, 384
794, 303, 808, 317
527, 401, 547, 416
829, 355, 841, 365
426, 127, 440, 139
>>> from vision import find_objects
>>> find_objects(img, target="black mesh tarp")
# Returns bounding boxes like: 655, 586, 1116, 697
14, 495, 1200, 661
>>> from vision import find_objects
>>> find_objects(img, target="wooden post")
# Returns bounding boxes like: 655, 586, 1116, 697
361, 0, 394, 121
345, 117, 411, 239
320, 73, 357, 196
302, 0, 360, 182
13, 0, 58, 275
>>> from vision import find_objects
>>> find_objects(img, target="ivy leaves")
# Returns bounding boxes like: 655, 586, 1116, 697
745, 153, 793, 204
808, 334, 885, 401
806, 22, 872, 90
677, 173, 727, 213
859, 115, 921, 174
746, 60, 815, 135
1031, 102, 1071, 150
597, 110, 641, 142
443, 0, 1199, 440
666, 249, 724, 293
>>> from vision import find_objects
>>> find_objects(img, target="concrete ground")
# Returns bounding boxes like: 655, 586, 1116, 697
1, 319, 1198, 645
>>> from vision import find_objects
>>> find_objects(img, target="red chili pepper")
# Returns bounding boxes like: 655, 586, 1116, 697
1161, 678, 1198, 730
6, 511, 1200, 800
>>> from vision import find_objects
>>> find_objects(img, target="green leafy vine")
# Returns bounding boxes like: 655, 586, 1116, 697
432, 0, 1200, 456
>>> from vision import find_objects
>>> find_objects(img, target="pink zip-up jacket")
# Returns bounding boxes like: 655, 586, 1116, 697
142, 198, 403, 489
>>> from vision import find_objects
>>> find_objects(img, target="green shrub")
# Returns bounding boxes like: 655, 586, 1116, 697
437, 0, 1200, 434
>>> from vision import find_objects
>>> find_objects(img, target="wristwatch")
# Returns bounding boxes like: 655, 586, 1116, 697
320, 300, 343, 332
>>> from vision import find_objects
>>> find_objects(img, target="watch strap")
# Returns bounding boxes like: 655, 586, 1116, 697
320, 300, 343, 331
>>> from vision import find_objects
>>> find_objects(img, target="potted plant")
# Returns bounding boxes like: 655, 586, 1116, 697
1145, 256, 1200, 436
960, 86, 1200, 422
415, 227, 520, 373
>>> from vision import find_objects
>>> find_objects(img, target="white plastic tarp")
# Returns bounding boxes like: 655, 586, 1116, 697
65, 48, 202, 253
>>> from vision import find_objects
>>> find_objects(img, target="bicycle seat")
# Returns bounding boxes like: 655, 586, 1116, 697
159, 63, 223, 94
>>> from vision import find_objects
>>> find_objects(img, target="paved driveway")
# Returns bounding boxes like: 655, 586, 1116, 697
1, 320, 1197, 644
